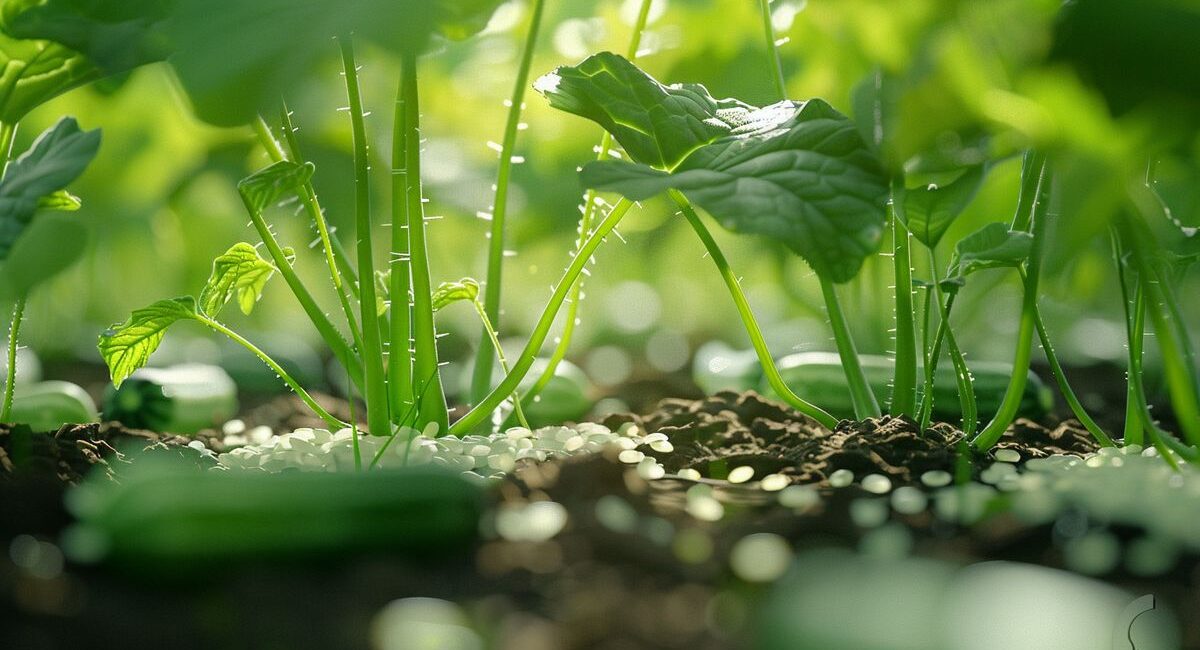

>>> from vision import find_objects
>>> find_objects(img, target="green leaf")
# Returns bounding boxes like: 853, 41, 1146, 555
0, 0, 171, 75
431, 278, 480, 312
0, 117, 101, 260
198, 243, 278, 317
535, 52, 756, 170
0, 212, 87, 299
150, 0, 504, 126
0, 35, 99, 122
237, 161, 314, 214
36, 190, 82, 211
947, 222, 1034, 279
900, 165, 987, 248
98, 297, 198, 387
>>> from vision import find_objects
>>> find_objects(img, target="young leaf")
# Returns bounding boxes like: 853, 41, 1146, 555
36, 190, 82, 211
237, 161, 314, 214
198, 242, 278, 317
0, 117, 101, 259
98, 297, 198, 387
947, 222, 1034, 279
901, 165, 987, 248
431, 278, 480, 312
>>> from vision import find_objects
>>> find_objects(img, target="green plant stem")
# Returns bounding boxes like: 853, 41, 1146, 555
273, 109, 366, 357
890, 186, 918, 417
196, 314, 347, 431
921, 249, 977, 435
472, 300, 530, 429
819, 277, 881, 420
757, 0, 787, 99
974, 160, 1049, 450
387, 67, 415, 419
1124, 275, 1147, 446
397, 51, 450, 432
673, 191, 839, 428
0, 120, 20, 424
471, 0, 548, 405
450, 200, 635, 435
246, 119, 365, 391
253, 116, 360, 297
517, 0, 655, 410
338, 36, 391, 437
1016, 268, 1114, 447
1, 297, 24, 422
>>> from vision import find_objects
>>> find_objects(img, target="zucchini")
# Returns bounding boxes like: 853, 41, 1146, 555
62, 460, 485, 573
520, 359, 593, 427
763, 352, 1052, 422
6, 380, 98, 430
103, 363, 238, 434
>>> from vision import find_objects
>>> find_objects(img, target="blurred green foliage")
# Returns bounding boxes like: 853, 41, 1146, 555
5, 0, 1196, 406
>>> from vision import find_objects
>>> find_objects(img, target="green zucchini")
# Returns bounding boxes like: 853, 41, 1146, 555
763, 352, 1052, 422
6, 380, 98, 430
520, 359, 593, 427
63, 460, 484, 573
103, 363, 238, 434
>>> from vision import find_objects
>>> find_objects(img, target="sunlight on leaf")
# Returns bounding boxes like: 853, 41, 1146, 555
98, 297, 198, 387
198, 242, 278, 317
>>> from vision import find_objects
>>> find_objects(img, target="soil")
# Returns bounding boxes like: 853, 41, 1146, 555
2, 391, 1196, 650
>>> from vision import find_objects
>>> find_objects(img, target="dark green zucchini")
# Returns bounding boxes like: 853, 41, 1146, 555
102, 364, 238, 434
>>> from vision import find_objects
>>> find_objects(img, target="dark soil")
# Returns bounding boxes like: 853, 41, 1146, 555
2, 391, 1195, 650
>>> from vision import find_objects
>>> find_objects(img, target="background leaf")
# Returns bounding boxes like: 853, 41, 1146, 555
0, 117, 100, 259
0, 0, 171, 75
198, 242, 278, 317
0, 213, 88, 299
0, 35, 99, 122
97, 296, 198, 387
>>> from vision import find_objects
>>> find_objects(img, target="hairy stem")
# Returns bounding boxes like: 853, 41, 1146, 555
1, 297, 25, 422
890, 186, 918, 416
974, 158, 1050, 450
518, 0, 655, 409
197, 315, 347, 431
673, 191, 839, 429
338, 36, 391, 437
387, 63, 415, 418
471, 0, 548, 405
451, 200, 635, 435
398, 51, 449, 432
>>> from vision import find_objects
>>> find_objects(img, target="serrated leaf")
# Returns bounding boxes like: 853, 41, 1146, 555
36, 189, 82, 211
431, 278, 480, 312
901, 165, 987, 248
0, 0, 171, 75
947, 222, 1033, 279
237, 161, 314, 214
98, 297, 198, 387
0, 117, 101, 260
198, 242, 277, 317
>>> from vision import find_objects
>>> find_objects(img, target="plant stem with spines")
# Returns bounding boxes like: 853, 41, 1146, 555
516, 0, 655, 411
0, 120, 20, 424
397, 51, 449, 432
247, 118, 365, 391
338, 36, 392, 437
890, 185, 918, 417
820, 276, 882, 420
387, 65, 415, 419
471, 0, 547, 406
450, 199, 636, 435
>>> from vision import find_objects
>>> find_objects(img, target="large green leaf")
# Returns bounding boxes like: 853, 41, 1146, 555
0, 0, 170, 74
540, 54, 888, 283
198, 242, 278, 317
0, 117, 101, 259
97, 296, 198, 387
947, 222, 1033, 280
0, 212, 87, 299
901, 165, 986, 248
